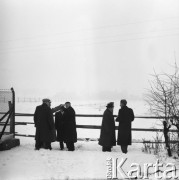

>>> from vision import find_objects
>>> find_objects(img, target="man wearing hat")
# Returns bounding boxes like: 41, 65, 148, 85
34, 98, 61, 150
116, 99, 134, 154
55, 105, 66, 150
99, 102, 116, 152
63, 102, 77, 151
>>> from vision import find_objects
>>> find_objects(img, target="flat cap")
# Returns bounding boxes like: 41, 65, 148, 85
42, 98, 51, 103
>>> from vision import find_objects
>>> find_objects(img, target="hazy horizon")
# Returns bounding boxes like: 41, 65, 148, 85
1, 0, 179, 101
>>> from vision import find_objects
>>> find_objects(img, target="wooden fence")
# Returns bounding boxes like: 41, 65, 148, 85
0, 113, 178, 143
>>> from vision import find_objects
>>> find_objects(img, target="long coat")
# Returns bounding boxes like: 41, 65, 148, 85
55, 111, 65, 142
116, 106, 134, 145
34, 103, 56, 143
63, 107, 77, 143
99, 109, 116, 147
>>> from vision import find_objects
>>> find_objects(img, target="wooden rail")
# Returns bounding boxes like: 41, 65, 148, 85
1, 112, 179, 142
1, 121, 177, 132
0, 112, 174, 119
15, 113, 171, 119
13, 113, 179, 132
14, 134, 179, 144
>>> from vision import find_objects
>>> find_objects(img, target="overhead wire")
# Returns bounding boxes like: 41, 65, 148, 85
0, 16, 178, 44
0, 32, 179, 55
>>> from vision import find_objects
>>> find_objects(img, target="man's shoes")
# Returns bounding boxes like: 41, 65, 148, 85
44, 146, 52, 150
102, 147, 111, 152
68, 149, 75, 151
122, 150, 128, 154
103, 150, 111, 152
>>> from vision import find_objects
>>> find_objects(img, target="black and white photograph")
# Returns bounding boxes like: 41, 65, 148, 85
0, 0, 179, 179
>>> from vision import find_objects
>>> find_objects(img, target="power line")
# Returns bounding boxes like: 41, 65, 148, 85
0, 27, 179, 52
0, 32, 178, 55
0, 16, 179, 44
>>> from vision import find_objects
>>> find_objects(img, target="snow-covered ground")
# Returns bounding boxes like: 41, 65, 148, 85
0, 137, 179, 180
1, 101, 178, 179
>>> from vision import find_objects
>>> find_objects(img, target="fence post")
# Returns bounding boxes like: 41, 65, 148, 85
10, 87, 15, 137
9, 101, 13, 134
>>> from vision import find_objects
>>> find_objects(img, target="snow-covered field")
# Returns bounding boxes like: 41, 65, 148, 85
0, 95, 174, 175
1, 137, 178, 180
0, 101, 179, 180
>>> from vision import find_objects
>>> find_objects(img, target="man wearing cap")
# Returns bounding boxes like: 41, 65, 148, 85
63, 102, 77, 151
99, 102, 116, 152
116, 99, 134, 154
34, 98, 57, 150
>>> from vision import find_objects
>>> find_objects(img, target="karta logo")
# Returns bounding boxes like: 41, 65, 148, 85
106, 157, 178, 179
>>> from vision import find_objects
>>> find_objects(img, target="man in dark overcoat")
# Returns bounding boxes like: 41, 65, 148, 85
116, 99, 134, 154
63, 102, 77, 151
55, 106, 65, 150
34, 98, 56, 150
99, 102, 116, 152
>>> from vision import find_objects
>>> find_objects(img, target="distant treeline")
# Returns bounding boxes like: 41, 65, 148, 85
16, 97, 61, 103
14, 97, 106, 109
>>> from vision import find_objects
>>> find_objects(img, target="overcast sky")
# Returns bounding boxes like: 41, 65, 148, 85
0, 0, 179, 101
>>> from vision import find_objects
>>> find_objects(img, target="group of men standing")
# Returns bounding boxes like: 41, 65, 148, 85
99, 99, 134, 154
34, 98, 134, 154
34, 99, 77, 151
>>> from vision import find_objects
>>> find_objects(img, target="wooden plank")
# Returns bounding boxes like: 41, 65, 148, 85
12, 122, 178, 132
143, 141, 179, 144
76, 125, 178, 132
0, 112, 178, 119
14, 134, 179, 144
5, 112, 175, 119
0, 124, 10, 126
8, 101, 14, 135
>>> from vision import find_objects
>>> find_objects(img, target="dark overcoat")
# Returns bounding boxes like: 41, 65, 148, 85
55, 111, 65, 142
99, 109, 116, 147
34, 103, 56, 143
63, 107, 77, 143
116, 106, 134, 145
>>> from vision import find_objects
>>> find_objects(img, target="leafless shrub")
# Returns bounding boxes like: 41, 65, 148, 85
145, 62, 179, 157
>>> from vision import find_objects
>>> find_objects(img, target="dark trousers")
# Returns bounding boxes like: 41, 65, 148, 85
35, 140, 43, 150
121, 145, 128, 154
66, 142, 75, 151
102, 146, 111, 152
43, 142, 52, 150
35, 140, 52, 150
60, 141, 64, 150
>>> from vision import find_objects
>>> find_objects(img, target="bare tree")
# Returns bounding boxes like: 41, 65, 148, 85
165, 63, 179, 155
145, 63, 179, 157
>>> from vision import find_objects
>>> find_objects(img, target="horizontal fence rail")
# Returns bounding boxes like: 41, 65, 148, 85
1, 112, 179, 143
15, 113, 177, 119
10, 112, 179, 132
0, 112, 176, 119
1, 122, 178, 132
14, 133, 179, 144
